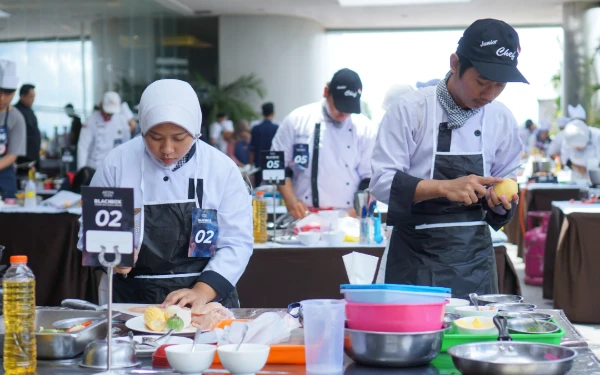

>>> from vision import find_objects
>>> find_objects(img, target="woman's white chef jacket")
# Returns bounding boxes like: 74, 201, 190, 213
77, 136, 253, 291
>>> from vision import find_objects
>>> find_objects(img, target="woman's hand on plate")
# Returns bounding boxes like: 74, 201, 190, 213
161, 282, 218, 310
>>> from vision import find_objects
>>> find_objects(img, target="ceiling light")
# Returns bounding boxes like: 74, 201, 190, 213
339, 0, 471, 6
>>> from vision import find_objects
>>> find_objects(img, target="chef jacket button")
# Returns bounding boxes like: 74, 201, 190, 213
349, 128, 352, 132
475, 130, 481, 137
163, 176, 169, 181
347, 201, 350, 205
305, 196, 309, 200
346, 182, 350, 186
345, 164, 349, 167
347, 145, 350, 149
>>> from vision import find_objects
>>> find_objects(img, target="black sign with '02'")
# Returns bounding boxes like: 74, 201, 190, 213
261, 150, 285, 185
81, 186, 135, 267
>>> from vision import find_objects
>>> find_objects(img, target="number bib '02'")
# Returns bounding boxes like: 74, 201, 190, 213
188, 208, 218, 258
292, 144, 310, 170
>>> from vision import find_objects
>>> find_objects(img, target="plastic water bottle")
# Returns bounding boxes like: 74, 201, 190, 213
24, 179, 36, 208
253, 191, 268, 244
3, 255, 37, 373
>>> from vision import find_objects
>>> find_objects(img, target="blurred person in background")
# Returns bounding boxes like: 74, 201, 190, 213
561, 119, 600, 180
529, 120, 551, 156
519, 119, 536, 151
228, 120, 251, 167
271, 68, 376, 219
66, 104, 83, 147
0, 59, 26, 199
77, 91, 132, 171
209, 113, 234, 153
15, 84, 41, 170
250, 102, 279, 186
549, 104, 586, 160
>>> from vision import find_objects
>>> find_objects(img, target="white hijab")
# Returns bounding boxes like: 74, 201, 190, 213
138, 79, 202, 169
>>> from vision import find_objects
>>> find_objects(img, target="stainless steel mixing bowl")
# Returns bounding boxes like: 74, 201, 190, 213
489, 303, 536, 312
447, 342, 576, 375
344, 324, 450, 367
507, 318, 560, 334
498, 311, 552, 321
477, 294, 523, 305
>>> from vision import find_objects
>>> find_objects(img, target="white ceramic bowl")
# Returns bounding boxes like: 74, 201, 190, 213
454, 316, 498, 335
455, 305, 499, 318
165, 344, 216, 374
322, 231, 345, 246
217, 344, 270, 375
298, 231, 320, 246
445, 298, 470, 313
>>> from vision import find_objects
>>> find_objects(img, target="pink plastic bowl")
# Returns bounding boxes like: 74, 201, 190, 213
346, 302, 446, 332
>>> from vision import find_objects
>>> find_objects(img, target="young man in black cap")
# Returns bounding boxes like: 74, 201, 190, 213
370, 19, 525, 299
271, 68, 375, 219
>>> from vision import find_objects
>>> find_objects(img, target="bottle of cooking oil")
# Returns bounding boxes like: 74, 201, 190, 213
253, 191, 268, 244
3, 255, 36, 374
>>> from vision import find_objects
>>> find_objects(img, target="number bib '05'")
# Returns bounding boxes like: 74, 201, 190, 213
188, 208, 218, 258
292, 144, 309, 170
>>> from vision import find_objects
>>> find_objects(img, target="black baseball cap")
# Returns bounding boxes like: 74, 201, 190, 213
328, 68, 362, 114
457, 19, 528, 84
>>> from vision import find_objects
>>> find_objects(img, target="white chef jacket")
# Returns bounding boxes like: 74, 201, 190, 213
271, 101, 376, 210
547, 130, 565, 157
77, 137, 253, 289
560, 127, 600, 179
209, 120, 234, 153
370, 86, 523, 204
77, 111, 132, 170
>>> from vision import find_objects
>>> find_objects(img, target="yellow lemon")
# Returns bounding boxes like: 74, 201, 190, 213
493, 178, 518, 199
472, 317, 483, 329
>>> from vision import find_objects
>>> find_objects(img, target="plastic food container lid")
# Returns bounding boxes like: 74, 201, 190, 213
340, 283, 451, 295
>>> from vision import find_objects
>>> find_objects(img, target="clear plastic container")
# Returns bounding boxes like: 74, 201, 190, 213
301, 299, 346, 374
341, 284, 451, 304
3, 255, 37, 373
24, 179, 37, 208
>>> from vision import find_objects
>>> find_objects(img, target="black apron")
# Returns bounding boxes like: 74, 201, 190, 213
385, 105, 498, 300
0, 110, 17, 199
113, 156, 239, 308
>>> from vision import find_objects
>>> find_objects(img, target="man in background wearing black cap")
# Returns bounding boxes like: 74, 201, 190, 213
370, 19, 525, 299
271, 68, 375, 219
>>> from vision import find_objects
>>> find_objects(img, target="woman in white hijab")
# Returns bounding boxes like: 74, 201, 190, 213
78, 79, 253, 309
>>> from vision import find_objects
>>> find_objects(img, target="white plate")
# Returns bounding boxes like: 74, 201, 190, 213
125, 316, 199, 335
106, 303, 155, 317
273, 236, 302, 245
133, 335, 193, 355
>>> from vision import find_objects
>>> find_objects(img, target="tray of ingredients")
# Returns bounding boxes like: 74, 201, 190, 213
441, 315, 566, 352
214, 319, 306, 365
0, 308, 110, 359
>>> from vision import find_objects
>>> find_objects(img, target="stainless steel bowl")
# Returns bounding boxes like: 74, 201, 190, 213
79, 339, 140, 369
477, 294, 523, 305
507, 318, 560, 334
499, 311, 552, 321
344, 324, 450, 367
344, 362, 440, 375
489, 303, 536, 312
448, 342, 576, 375
444, 313, 461, 324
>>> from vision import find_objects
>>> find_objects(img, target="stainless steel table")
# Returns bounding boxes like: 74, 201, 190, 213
9, 308, 600, 374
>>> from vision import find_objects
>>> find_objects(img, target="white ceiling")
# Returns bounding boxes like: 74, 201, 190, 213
0, 0, 596, 40
173, 0, 597, 29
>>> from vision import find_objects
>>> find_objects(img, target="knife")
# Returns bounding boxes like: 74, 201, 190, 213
497, 163, 524, 179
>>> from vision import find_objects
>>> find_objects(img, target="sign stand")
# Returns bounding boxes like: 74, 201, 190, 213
93, 245, 121, 375
269, 179, 278, 244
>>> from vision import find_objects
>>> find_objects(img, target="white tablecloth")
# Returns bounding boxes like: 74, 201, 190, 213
552, 201, 600, 215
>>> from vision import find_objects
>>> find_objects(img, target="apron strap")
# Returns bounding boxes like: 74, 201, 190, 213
311, 122, 321, 208
436, 122, 451, 152
0, 109, 9, 157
